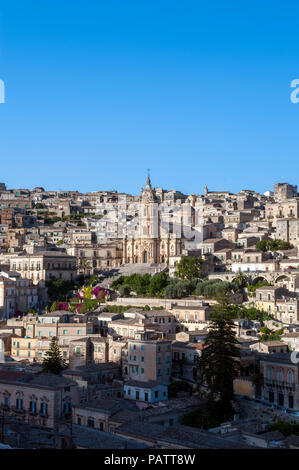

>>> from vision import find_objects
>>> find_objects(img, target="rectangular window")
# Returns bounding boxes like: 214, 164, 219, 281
40, 403, 47, 415
30, 401, 36, 413
16, 398, 23, 410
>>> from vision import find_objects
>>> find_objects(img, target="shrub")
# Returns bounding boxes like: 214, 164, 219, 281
119, 285, 131, 297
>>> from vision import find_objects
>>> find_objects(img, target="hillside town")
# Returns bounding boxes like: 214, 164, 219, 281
1, 177, 299, 449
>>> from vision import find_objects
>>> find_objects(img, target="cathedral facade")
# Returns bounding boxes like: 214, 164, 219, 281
122, 176, 183, 264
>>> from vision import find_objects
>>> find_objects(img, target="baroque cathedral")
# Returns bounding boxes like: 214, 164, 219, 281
122, 175, 184, 264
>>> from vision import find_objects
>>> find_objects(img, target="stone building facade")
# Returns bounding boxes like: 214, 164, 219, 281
122, 176, 183, 264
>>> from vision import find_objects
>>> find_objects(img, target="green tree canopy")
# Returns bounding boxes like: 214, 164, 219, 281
147, 272, 168, 296
256, 239, 292, 252
174, 256, 204, 281
233, 272, 249, 288
119, 285, 131, 297
258, 327, 284, 342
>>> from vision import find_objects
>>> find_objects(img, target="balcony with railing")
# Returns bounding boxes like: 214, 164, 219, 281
264, 378, 296, 391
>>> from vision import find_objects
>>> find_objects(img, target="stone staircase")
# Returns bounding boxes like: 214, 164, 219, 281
98, 263, 168, 289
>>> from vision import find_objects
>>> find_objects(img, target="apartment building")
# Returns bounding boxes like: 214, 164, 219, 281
9, 251, 77, 286
11, 336, 37, 361
262, 353, 299, 411
0, 272, 39, 319
276, 218, 299, 248
145, 310, 176, 335
172, 341, 202, 383
255, 286, 289, 316
265, 199, 299, 227
275, 298, 299, 324
107, 317, 149, 339
171, 304, 211, 331
122, 333, 172, 384
0, 370, 78, 429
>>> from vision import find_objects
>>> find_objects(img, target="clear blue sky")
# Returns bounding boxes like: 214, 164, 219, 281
0, 0, 299, 195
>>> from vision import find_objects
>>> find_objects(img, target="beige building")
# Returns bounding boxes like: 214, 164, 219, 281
11, 336, 37, 361
276, 218, 299, 248
275, 298, 299, 324
107, 317, 148, 339
67, 242, 123, 273
9, 251, 77, 286
0, 272, 39, 319
122, 334, 172, 384
265, 199, 299, 227
0, 370, 78, 429
255, 286, 288, 316
171, 304, 211, 331
274, 183, 297, 202
249, 341, 288, 354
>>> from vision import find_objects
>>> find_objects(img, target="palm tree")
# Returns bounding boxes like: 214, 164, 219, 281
234, 271, 248, 289
78, 258, 91, 276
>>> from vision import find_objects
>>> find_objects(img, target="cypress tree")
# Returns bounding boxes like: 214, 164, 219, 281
198, 299, 240, 422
